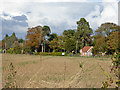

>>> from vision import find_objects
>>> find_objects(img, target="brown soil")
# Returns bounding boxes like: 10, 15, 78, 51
2, 54, 116, 88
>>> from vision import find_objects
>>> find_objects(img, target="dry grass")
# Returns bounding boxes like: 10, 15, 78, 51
2, 54, 115, 88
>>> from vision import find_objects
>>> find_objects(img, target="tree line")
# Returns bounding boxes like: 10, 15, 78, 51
1, 18, 120, 55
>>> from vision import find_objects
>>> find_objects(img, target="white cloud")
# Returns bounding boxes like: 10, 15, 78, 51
2, 0, 87, 3
85, 0, 118, 30
102, 0, 119, 2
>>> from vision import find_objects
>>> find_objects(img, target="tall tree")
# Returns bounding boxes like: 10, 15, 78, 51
26, 25, 51, 52
3, 33, 17, 49
63, 29, 76, 52
26, 26, 43, 52
94, 23, 119, 55
75, 18, 93, 49
95, 22, 118, 36
42, 25, 51, 52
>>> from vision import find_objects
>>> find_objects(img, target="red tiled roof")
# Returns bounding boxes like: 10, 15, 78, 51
82, 46, 92, 52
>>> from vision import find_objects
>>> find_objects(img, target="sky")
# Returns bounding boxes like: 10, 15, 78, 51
0, 0, 119, 40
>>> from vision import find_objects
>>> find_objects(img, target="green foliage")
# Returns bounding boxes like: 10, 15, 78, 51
6, 48, 14, 54
4, 62, 17, 88
64, 38, 76, 52
18, 38, 24, 43
49, 35, 64, 52
94, 23, 119, 55
96, 22, 118, 36
63, 29, 76, 52
76, 18, 93, 49
93, 35, 106, 55
42, 25, 51, 36
0, 49, 2, 53
106, 32, 119, 54
79, 62, 84, 68
23, 45, 31, 54
13, 42, 22, 54
63, 29, 75, 40
33, 52, 67, 56
48, 33, 58, 41
3, 32, 18, 49
13, 48, 21, 54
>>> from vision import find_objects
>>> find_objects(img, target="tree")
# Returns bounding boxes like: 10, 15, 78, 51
95, 23, 120, 55
49, 38, 58, 52
106, 32, 119, 54
75, 18, 93, 49
95, 22, 118, 36
26, 26, 43, 52
49, 35, 64, 52
57, 36, 64, 52
64, 38, 76, 52
26, 25, 51, 52
93, 34, 106, 55
48, 33, 58, 41
42, 25, 51, 52
42, 26, 51, 36
3, 32, 17, 49
13, 41, 21, 54
18, 39, 24, 43
63, 29, 76, 52
63, 29, 75, 40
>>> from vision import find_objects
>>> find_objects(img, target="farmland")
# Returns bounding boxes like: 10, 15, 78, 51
2, 54, 116, 88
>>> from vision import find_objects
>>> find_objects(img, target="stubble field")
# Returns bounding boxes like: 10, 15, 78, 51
2, 54, 116, 88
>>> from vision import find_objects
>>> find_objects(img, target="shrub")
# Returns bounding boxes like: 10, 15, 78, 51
23, 46, 31, 54
33, 52, 67, 56
51, 52, 67, 56
33, 52, 40, 55
6, 48, 14, 54
13, 48, 21, 54
0, 49, 2, 53
5, 62, 17, 88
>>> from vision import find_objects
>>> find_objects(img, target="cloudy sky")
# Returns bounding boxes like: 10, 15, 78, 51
0, 0, 119, 40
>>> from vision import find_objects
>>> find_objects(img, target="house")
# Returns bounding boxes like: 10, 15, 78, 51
80, 46, 93, 56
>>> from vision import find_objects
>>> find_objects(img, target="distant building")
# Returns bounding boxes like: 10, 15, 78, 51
80, 46, 93, 56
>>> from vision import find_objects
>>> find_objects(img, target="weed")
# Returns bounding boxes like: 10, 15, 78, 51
4, 62, 17, 88
79, 61, 84, 68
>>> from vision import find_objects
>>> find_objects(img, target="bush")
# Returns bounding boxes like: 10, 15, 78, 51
33, 52, 40, 55
51, 52, 62, 56
0, 49, 2, 53
33, 52, 67, 56
13, 49, 21, 54
6, 48, 14, 54
5, 62, 17, 88
23, 46, 31, 54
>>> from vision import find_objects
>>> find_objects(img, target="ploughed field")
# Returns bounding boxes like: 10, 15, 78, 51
2, 54, 116, 88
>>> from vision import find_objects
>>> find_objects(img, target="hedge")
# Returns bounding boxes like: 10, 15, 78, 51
33, 52, 67, 56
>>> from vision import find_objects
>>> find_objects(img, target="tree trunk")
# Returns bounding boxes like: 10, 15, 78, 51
42, 45, 43, 52
44, 41, 45, 52
76, 40, 78, 54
